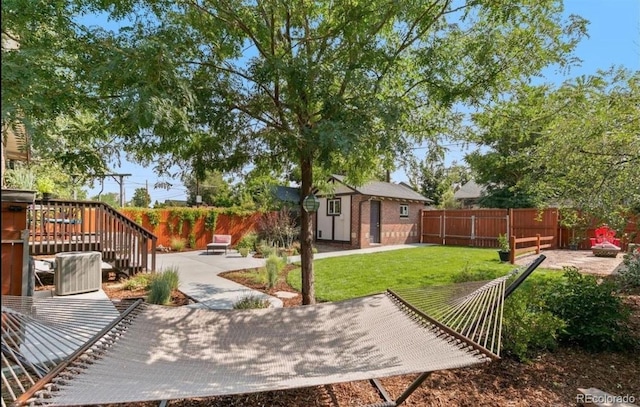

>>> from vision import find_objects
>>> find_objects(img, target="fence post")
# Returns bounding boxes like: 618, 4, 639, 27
510, 235, 516, 264
470, 215, 476, 242
536, 234, 541, 254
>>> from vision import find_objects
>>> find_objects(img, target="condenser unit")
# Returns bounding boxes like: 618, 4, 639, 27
54, 251, 102, 295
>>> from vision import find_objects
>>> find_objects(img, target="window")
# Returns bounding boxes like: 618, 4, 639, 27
327, 198, 341, 215
400, 204, 409, 218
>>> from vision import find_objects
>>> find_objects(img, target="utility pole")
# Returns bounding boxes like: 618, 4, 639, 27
101, 173, 132, 207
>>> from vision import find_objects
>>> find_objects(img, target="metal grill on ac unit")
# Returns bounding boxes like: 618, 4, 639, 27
54, 251, 102, 295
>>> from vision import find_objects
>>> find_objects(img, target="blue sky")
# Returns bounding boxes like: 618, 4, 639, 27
87, 0, 640, 204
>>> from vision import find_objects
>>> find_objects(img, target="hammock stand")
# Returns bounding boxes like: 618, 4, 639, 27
2, 255, 545, 407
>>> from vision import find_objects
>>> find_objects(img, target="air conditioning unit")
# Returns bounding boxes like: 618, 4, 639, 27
55, 251, 102, 296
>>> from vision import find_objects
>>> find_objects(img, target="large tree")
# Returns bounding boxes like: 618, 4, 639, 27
527, 69, 640, 228
465, 68, 640, 228
1, 2, 122, 182
8, 1, 585, 304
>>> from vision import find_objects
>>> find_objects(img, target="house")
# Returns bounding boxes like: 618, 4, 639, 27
314, 175, 432, 249
453, 179, 485, 208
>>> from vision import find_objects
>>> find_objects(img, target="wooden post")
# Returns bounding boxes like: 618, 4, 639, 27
510, 235, 516, 264
536, 234, 541, 254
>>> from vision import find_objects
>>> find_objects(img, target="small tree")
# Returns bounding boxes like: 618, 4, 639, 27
130, 187, 151, 208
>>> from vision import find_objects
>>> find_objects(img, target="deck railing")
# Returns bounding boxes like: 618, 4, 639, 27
29, 199, 157, 273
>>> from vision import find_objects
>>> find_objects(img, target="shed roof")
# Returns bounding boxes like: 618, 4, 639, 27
330, 175, 432, 203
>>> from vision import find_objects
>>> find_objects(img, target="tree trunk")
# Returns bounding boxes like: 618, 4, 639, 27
299, 154, 315, 305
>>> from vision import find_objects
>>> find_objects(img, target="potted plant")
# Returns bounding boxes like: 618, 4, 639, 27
497, 233, 510, 262
36, 177, 55, 200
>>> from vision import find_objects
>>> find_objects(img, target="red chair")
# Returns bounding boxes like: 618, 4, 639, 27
589, 225, 621, 247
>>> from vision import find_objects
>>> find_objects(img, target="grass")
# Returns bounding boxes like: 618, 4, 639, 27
286, 246, 560, 302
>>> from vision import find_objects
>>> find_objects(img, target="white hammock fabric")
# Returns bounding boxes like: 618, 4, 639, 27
2, 256, 545, 407
40, 294, 488, 405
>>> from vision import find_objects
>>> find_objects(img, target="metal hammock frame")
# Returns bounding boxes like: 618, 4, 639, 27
2, 255, 545, 407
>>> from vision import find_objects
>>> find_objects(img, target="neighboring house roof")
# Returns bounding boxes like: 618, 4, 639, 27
453, 180, 485, 200
329, 174, 433, 203
272, 186, 300, 204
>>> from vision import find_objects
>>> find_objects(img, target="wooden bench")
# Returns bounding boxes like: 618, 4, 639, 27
206, 234, 231, 254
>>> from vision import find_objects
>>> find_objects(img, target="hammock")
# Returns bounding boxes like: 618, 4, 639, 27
2, 255, 545, 407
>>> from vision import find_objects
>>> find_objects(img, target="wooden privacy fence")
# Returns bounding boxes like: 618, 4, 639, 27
119, 209, 262, 249
421, 208, 559, 249
421, 208, 639, 251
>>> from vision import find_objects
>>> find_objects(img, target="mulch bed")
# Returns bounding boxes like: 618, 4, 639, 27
35, 268, 640, 406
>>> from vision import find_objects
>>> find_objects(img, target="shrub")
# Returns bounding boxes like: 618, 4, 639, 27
158, 266, 180, 291
617, 248, 640, 291
266, 255, 284, 289
502, 284, 565, 362
233, 295, 270, 309
545, 267, 633, 351
258, 241, 276, 258
257, 208, 300, 248
147, 277, 172, 305
170, 237, 186, 252
236, 232, 258, 251
451, 263, 503, 283
239, 247, 250, 257
121, 273, 153, 291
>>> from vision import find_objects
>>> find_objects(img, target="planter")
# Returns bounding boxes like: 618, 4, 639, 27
568, 243, 579, 251
592, 248, 620, 258
498, 250, 511, 262
42, 192, 53, 201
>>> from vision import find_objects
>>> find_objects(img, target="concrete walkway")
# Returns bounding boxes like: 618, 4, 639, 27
155, 250, 277, 310
157, 244, 427, 309
33, 245, 426, 309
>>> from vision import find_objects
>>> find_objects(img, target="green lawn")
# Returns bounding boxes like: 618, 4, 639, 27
287, 246, 558, 302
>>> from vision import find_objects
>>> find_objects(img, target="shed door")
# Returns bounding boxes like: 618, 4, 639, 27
370, 200, 381, 244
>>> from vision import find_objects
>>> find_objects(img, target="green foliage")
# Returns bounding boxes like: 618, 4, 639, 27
6, 0, 587, 305
92, 192, 120, 208
182, 170, 234, 207
266, 255, 284, 289
467, 69, 640, 223
236, 232, 258, 251
170, 237, 186, 252
4, 164, 36, 190
146, 268, 180, 305
502, 284, 566, 362
233, 295, 270, 310
258, 242, 276, 258
147, 277, 172, 305
35, 176, 55, 194
617, 248, 640, 291
497, 234, 510, 252
205, 210, 218, 232
121, 273, 153, 291
406, 149, 471, 206
451, 264, 503, 283
157, 267, 180, 291
147, 210, 160, 229
545, 267, 634, 351
130, 187, 151, 208
238, 247, 250, 257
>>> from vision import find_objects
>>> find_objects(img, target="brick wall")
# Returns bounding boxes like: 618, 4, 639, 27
349, 197, 422, 249
379, 200, 422, 245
